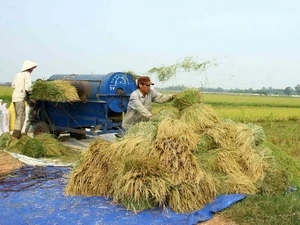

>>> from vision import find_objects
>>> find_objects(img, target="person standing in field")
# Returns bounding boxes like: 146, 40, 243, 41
116, 76, 174, 137
11, 60, 38, 139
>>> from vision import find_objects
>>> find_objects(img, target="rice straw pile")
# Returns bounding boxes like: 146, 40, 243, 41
30, 80, 81, 102
2, 133, 70, 158
65, 88, 293, 213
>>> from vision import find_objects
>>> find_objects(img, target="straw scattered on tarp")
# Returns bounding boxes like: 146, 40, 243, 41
2, 133, 71, 158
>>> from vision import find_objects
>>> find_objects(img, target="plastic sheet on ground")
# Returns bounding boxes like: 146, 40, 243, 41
0, 166, 245, 225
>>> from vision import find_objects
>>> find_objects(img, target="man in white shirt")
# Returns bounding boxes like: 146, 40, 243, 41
116, 76, 174, 137
11, 60, 38, 139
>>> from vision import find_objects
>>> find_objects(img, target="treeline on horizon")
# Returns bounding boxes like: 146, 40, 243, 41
1, 82, 300, 96
157, 84, 300, 96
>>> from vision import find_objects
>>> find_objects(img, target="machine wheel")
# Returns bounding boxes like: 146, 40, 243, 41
33, 122, 50, 137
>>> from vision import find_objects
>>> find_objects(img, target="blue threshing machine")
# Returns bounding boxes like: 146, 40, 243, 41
29, 72, 136, 139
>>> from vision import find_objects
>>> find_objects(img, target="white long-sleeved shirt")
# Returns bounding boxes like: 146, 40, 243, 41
122, 88, 173, 130
11, 71, 32, 102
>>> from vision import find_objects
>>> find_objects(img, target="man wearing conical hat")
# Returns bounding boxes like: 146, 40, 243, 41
11, 60, 38, 139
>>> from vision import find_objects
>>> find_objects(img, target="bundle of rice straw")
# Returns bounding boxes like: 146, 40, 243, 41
35, 133, 70, 157
125, 121, 157, 140
150, 108, 179, 123
150, 118, 219, 212
30, 80, 80, 102
0, 133, 13, 149
180, 103, 220, 134
168, 172, 218, 213
4, 134, 70, 158
172, 88, 203, 111
65, 138, 114, 196
111, 157, 171, 212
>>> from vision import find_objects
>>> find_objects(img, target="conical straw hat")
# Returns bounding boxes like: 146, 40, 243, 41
21, 60, 38, 72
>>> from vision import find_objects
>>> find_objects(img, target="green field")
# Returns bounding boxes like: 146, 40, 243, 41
0, 86, 13, 104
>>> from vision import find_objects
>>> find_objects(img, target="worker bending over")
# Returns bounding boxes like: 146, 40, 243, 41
116, 76, 174, 137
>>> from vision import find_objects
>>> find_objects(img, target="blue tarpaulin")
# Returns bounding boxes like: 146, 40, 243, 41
0, 166, 245, 225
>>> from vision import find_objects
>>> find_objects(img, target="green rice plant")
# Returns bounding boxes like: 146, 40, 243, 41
203, 93, 300, 108
214, 106, 300, 122
0, 86, 13, 105
21, 138, 45, 158
0, 133, 12, 149
259, 120, 300, 159
35, 133, 70, 156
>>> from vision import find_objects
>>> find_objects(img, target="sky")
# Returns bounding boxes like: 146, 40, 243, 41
0, 0, 299, 90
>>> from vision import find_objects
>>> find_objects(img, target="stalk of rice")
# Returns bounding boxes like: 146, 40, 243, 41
65, 138, 115, 196
35, 133, 69, 156
0, 133, 13, 149
197, 133, 218, 151
172, 88, 203, 111
225, 173, 258, 194
30, 80, 80, 102
21, 138, 45, 158
260, 168, 289, 196
5, 135, 32, 153
152, 118, 204, 186
234, 123, 257, 149
112, 136, 153, 159
125, 121, 157, 140
168, 173, 218, 213
246, 123, 266, 146
111, 157, 170, 212
180, 103, 220, 134
150, 109, 179, 123
213, 149, 245, 174
235, 146, 267, 182
204, 122, 235, 149
155, 118, 199, 147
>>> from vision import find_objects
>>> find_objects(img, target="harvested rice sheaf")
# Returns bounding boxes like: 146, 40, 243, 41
30, 80, 80, 102
180, 103, 220, 134
168, 172, 219, 213
0, 133, 13, 149
112, 157, 171, 212
150, 109, 179, 123
35, 133, 70, 157
172, 88, 203, 111
65, 138, 114, 196
21, 138, 45, 158
125, 121, 158, 140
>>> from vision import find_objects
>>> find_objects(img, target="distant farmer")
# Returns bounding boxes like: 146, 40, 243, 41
11, 60, 38, 139
116, 76, 174, 138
